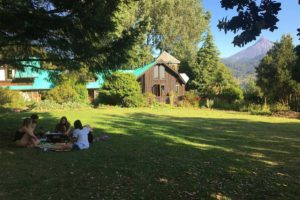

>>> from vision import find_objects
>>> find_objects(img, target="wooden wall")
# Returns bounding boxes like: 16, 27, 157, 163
137, 64, 186, 103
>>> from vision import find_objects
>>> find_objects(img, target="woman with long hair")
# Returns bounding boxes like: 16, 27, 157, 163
55, 116, 71, 136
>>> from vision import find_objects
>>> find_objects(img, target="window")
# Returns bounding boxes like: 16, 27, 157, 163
7, 69, 15, 79
160, 85, 165, 96
175, 84, 180, 95
159, 65, 165, 79
152, 84, 160, 96
153, 66, 159, 79
0, 69, 5, 81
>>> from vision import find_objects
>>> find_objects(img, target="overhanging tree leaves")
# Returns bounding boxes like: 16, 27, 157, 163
218, 0, 300, 46
0, 0, 147, 71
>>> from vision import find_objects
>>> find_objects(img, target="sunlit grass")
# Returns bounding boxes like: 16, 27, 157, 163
0, 108, 299, 200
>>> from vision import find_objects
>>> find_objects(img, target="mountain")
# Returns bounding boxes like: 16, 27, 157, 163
222, 37, 274, 81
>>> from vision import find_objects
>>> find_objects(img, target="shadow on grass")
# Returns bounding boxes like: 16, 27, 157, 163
0, 110, 299, 200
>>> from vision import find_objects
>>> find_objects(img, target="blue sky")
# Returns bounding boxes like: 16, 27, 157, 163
202, 0, 300, 58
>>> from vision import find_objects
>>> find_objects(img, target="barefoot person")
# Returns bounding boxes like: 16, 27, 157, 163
14, 118, 40, 147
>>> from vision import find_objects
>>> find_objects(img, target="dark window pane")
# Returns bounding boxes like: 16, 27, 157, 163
7, 69, 13, 79
161, 85, 165, 96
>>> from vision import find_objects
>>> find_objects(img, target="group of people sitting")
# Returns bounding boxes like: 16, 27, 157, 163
14, 114, 93, 151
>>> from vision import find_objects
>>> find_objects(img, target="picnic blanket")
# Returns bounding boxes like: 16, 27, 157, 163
38, 142, 72, 152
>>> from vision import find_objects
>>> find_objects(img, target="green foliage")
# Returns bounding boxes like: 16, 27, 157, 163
0, 0, 148, 72
97, 72, 143, 107
33, 100, 90, 111
122, 94, 145, 108
190, 31, 219, 96
248, 103, 271, 115
244, 79, 264, 104
271, 102, 290, 112
0, 88, 26, 109
190, 31, 243, 104
256, 35, 299, 111
47, 70, 89, 104
179, 91, 200, 107
46, 83, 80, 104
144, 92, 159, 107
221, 85, 244, 103
212, 99, 244, 111
144, 0, 209, 61
218, 0, 282, 46
205, 99, 214, 109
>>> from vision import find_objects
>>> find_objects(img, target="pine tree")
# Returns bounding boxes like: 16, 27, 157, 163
0, 0, 147, 71
190, 31, 219, 97
256, 35, 298, 106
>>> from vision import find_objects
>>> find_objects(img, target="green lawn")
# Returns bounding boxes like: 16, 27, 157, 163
0, 108, 299, 200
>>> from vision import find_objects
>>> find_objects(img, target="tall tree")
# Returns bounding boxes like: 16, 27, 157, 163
0, 0, 147, 71
190, 31, 242, 101
218, 0, 300, 47
190, 31, 219, 97
256, 35, 298, 105
144, 0, 209, 61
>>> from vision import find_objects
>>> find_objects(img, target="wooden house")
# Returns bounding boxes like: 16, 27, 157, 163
0, 52, 189, 103
135, 51, 189, 102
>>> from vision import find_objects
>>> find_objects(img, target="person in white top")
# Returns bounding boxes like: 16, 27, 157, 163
72, 120, 92, 150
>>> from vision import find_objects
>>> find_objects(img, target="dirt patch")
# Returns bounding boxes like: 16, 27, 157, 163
272, 111, 300, 119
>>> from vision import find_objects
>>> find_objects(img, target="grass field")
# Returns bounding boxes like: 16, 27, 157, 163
0, 108, 299, 200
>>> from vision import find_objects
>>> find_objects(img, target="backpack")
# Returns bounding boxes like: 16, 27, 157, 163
88, 132, 94, 144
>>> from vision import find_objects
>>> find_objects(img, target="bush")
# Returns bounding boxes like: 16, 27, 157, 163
221, 85, 244, 103
33, 100, 90, 111
243, 79, 263, 104
97, 72, 143, 107
271, 102, 290, 112
180, 91, 200, 107
248, 103, 271, 115
213, 99, 245, 111
46, 82, 82, 104
122, 94, 145, 107
144, 92, 159, 107
206, 99, 214, 109
0, 88, 26, 109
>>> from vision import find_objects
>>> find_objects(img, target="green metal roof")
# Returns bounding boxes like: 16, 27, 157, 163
132, 62, 156, 77
9, 70, 54, 90
3, 61, 157, 91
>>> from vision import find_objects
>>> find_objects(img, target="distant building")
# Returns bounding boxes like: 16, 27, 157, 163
0, 52, 189, 103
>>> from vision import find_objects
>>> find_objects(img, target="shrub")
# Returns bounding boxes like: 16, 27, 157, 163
213, 99, 245, 111
180, 91, 200, 107
271, 102, 290, 112
206, 99, 214, 109
33, 100, 90, 111
122, 94, 145, 107
0, 88, 26, 109
168, 91, 175, 106
248, 103, 271, 115
47, 83, 80, 104
97, 72, 143, 107
243, 79, 263, 104
221, 85, 244, 103
144, 92, 159, 107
